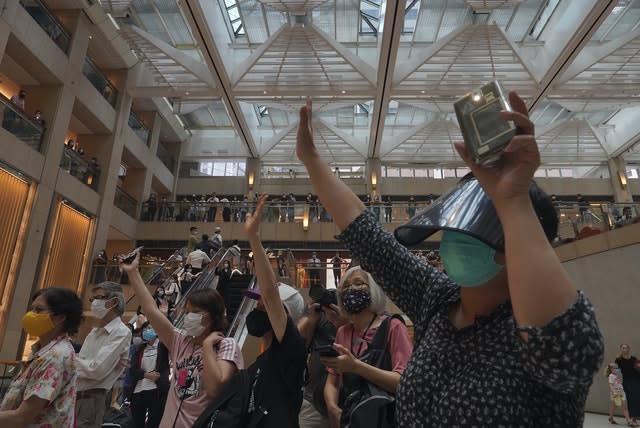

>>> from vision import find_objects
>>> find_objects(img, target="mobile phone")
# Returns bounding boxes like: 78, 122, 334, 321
315, 344, 339, 358
122, 246, 143, 264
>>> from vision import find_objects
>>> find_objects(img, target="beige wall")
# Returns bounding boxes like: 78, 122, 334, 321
563, 242, 640, 413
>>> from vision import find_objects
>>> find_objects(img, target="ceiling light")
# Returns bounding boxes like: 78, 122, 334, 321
341, 90, 347, 94
185, 91, 190, 95
263, 90, 268, 95
472, 94, 482, 102
421, 90, 425, 94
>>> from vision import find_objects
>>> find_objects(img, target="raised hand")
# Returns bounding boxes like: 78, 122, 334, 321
118, 251, 140, 272
454, 91, 540, 211
244, 193, 268, 239
296, 98, 319, 163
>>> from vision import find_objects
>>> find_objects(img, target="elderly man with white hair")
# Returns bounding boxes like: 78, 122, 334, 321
75, 281, 131, 428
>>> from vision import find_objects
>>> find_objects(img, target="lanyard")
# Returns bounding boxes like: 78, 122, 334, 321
351, 313, 377, 358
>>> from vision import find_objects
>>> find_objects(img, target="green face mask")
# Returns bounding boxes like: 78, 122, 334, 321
440, 231, 503, 287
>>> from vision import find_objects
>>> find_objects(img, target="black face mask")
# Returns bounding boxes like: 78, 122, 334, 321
246, 309, 272, 337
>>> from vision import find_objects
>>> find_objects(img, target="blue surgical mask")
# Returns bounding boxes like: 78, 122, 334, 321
142, 328, 157, 342
440, 231, 503, 287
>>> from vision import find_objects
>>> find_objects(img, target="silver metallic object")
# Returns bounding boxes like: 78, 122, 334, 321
454, 81, 516, 165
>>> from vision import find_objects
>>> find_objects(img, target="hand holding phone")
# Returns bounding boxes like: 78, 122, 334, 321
315, 344, 339, 358
121, 246, 143, 264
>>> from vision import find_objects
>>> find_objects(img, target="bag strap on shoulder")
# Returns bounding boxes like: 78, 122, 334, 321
368, 314, 405, 369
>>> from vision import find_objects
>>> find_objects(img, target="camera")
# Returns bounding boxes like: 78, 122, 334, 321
309, 284, 337, 310
454, 80, 516, 165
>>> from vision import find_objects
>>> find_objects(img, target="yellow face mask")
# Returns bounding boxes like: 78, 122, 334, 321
22, 311, 55, 337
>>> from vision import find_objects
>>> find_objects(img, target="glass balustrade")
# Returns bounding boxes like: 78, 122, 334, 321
157, 142, 176, 172
59, 147, 99, 190
19, 0, 71, 53
82, 58, 119, 107
0, 94, 45, 151
138, 200, 640, 246
128, 112, 150, 144
114, 187, 138, 218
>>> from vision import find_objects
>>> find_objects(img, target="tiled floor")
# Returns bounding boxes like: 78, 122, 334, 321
585, 412, 639, 427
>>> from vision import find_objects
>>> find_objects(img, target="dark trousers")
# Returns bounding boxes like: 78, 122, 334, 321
131, 388, 164, 428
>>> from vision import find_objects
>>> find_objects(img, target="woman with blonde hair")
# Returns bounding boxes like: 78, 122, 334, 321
321, 266, 413, 428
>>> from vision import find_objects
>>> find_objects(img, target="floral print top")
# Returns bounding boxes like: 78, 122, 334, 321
337, 210, 604, 427
0, 336, 77, 428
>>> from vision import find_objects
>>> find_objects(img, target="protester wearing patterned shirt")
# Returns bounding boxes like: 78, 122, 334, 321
0, 288, 83, 427
296, 93, 604, 426
121, 254, 243, 428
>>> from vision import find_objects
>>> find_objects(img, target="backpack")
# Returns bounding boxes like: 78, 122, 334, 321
192, 369, 265, 428
339, 314, 404, 428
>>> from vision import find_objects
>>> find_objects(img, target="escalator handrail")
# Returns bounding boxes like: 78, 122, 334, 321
125, 247, 186, 306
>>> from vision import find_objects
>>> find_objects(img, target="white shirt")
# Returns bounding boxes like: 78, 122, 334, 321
77, 316, 131, 392
228, 244, 241, 257
186, 249, 211, 269
134, 339, 159, 394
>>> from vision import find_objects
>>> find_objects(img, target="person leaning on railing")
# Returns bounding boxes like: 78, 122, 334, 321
296, 94, 604, 426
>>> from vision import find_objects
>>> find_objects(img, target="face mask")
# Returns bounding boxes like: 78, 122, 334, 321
246, 309, 272, 337
340, 288, 371, 314
142, 328, 157, 342
440, 231, 503, 287
91, 299, 112, 319
183, 312, 206, 337
132, 337, 143, 346
22, 311, 55, 337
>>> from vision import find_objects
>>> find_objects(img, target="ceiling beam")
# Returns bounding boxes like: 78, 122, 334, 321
126, 24, 217, 87
368, 0, 406, 158
128, 86, 221, 98
230, 25, 288, 86
557, 28, 640, 85
526, 0, 618, 112
181, 0, 258, 157
310, 23, 377, 86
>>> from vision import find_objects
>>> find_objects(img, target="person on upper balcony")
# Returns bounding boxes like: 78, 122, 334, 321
295, 93, 604, 427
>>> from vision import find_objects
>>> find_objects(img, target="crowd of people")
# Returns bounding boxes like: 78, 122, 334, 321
0, 91, 611, 428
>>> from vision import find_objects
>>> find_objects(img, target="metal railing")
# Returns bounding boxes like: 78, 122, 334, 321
60, 147, 99, 190
114, 187, 138, 218
19, 0, 71, 53
82, 58, 118, 107
0, 94, 45, 151
128, 112, 150, 145
172, 247, 230, 327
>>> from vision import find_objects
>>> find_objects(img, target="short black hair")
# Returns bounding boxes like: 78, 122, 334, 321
190, 226, 198, 232
202, 234, 209, 241
187, 289, 227, 332
32, 288, 83, 335
233, 240, 238, 245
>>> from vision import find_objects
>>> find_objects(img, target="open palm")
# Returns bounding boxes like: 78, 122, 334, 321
244, 193, 268, 238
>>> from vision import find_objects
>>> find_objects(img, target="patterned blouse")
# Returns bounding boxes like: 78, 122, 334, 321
338, 210, 604, 427
0, 336, 77, 428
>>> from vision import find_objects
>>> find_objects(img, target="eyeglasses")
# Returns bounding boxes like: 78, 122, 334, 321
89, 295, 110, 303
346, 279, 368, 288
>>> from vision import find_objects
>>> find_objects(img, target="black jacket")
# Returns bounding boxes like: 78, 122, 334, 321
129, 340, 170, 397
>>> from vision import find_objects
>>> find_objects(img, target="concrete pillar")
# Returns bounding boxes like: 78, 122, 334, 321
366, 158, 381, 197
608, 157, 633, 203
246, 157, 260, 197
89, 71, 133, 266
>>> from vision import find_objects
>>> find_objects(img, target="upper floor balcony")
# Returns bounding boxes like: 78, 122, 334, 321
128, 111, 150, 145
19, 0, 71, 54
59, 144, 99, 191
0, 93, 45, 152
82, 58, 119, 108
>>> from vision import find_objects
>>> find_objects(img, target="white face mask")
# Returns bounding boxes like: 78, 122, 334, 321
132, 337, 143, 346
91, 299, 112, 319
183, 312, 206, 337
